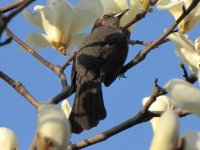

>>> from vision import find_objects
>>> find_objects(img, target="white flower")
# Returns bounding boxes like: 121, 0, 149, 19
61, 99, 71, 118
37, 104, 71, 149
150, 109, 179, 150
165, 79, 200, 116
167, 32, 200, 74
0, 127, 18, 150
142, 96, 174, 133
100, 0, 142, 29
23, 0, 103, 55
181, 132, 200, 150
157, 0, 200, 33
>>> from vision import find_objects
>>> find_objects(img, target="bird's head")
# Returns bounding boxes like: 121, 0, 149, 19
92, 9, 129, 29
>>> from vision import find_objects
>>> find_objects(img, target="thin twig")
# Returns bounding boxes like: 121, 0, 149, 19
179, 62, 189, 81
62, 52, 76, 70
0, 0, 35, 37
0, 1, 24, 13
121, 0, 200, 74
70, 80, 163, 149
5, 27, 68, 89
0, 70, 40, 109
123, 10, 147, 31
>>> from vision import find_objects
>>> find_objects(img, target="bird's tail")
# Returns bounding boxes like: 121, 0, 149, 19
69, 75, 107, 134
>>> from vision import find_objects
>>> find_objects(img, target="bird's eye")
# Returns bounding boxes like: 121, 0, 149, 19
103, 15, 109, 19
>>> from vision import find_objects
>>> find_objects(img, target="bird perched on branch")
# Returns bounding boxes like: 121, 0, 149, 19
69, 9, 130, 133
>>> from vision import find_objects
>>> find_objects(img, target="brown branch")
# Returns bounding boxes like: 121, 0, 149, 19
0, 0, 35, 38
0, 1, 24, 13
70, 80, 164, 149
4, 27, 69, 89
61, 52, 76, 70
123, 9, 147, 31
121, 0, 200, 74
179, 62, 189, 81
0, 70, 39, 109
70, 78, 191, 149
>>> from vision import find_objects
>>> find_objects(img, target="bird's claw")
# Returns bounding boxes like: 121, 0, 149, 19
118, 73, 127, 79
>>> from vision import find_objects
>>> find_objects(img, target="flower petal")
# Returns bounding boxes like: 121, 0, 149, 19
0, 127, 18, 150
167, 32, 194, 51
150, 109, 179, 150
181, 132, 200, 150
101, 0, 128, 12
142, 96, 174, 133
23, 32, 51, 51
37, 105, 71, 149
165, 79, 200, 115
71, 0, 103, 33
40, 0, 73, 44
167, 32, 199, 73
23, 5, 44, 30
120, 0, 142, 28
61, 99, 72, 118
157, 0, 184, 10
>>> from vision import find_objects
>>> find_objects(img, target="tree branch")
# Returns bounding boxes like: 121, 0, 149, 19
0, 70, 39, 109
4, 27, 69, 89
121, 0, 200, 74
0, 0, 35, 38
70, 80, 164, 149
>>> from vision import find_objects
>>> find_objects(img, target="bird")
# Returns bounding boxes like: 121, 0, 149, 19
69, 9, 130, 134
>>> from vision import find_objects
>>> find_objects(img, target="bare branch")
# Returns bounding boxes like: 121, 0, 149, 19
0, 70, 39, 109
4, 27, 69, 89
0, 0, 35, 38
121, 0, 200, 74
0, 1, 24, 14
70, 80, 164, 149
179, 62, 189, 81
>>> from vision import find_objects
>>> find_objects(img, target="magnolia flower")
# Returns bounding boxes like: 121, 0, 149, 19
157, 0, 200, 33
181, 132, 200, 150
142, 96, 174, 133
165, 79, 200, 115
150, 109, 179, 150
100, 0, 142, 29
61, 99, 71, 118
167, 32, 200, 74
0, 127, 18, 150
36, 104, 71, 149
23, 0, 103, 55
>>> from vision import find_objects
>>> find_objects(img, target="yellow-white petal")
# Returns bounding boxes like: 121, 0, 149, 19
142, 96, 174, 133
181, 132, 200, 150
101, 0, 128, 12
122, 0, 142, 28
167, 32, 199, 74
37, 105, 71, 149
61, 99, 72, 118
157, 0, 184, 10
150, 109, 179, 150
71, 0, 103, 33
165, 79, 200, 116
167, 32, 194, 51
23, 32, 50, 51
157, 0, 200, 32
0, 127, 18, 150
195, 37, 200, 53
40, 1, 73, 45
23, 5, 44, 30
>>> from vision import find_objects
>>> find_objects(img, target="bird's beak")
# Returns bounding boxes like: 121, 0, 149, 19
114, 9, 129, 20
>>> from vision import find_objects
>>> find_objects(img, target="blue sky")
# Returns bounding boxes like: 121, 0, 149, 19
0, 0, 200, 150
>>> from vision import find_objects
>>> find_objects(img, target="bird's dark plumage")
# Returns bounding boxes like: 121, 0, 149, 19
69, 9, 130, 133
